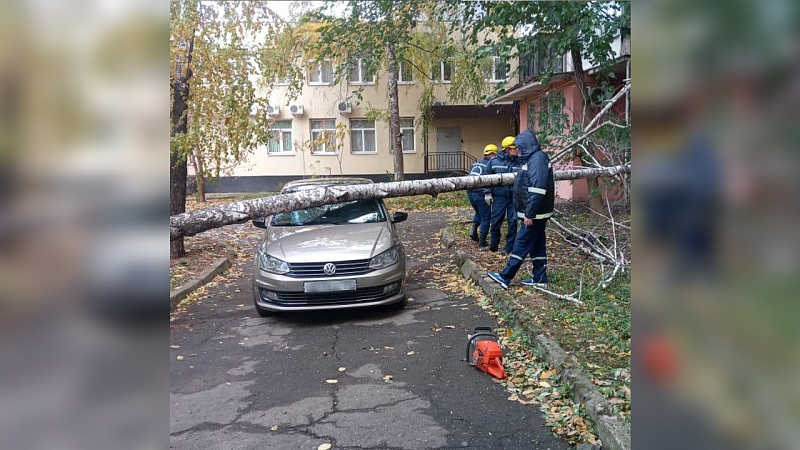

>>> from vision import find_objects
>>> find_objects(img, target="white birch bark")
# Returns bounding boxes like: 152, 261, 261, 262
170, 163, 631, 241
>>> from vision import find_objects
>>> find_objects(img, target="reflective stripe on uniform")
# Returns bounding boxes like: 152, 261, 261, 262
527, 187, 547, 195
493, 165, 508, 170
509, 253, 523, 261
530, 256, 547, 261
517, 211, 553, 220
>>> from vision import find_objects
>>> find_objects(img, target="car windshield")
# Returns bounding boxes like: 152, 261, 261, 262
271, 199, 386, 226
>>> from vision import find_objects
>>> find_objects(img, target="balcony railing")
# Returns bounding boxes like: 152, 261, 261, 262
426, 151, 477, 175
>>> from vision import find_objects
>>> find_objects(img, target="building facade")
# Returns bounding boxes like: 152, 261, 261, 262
203, 59, 519, 193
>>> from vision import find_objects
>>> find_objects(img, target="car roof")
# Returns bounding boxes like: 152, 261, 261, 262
280, 177, 374, 194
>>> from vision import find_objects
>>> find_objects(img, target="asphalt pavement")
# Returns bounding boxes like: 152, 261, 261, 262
170, 211, 572, 450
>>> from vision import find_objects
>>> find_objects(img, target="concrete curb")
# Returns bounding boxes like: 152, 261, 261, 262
170, 257, 232, 312
443, 232, 630, 450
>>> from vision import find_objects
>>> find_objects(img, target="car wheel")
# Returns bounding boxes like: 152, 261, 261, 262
252, 279, 275, 317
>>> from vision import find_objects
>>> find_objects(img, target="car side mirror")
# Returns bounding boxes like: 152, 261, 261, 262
392, 212, 408, 223
252, 217, 267, 229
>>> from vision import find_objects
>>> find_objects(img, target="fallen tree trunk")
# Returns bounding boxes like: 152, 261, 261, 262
170, 163, 630, 241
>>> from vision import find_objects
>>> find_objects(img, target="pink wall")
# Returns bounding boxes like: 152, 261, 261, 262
517, 82, 626, 202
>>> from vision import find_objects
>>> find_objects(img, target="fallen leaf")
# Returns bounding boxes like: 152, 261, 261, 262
407, 351, 415, 356
445, 325, 456, 329
176, 355, 184, 361
325, 379, 338, 384
338, 367, 346, 372
318, 444, 332, 450
170, 345, 181, 349
384, 346, 394, 350
508, 394, 519, 402
270, 425, 278, 431
539, 381, 552, 388
381, 375, 394, 383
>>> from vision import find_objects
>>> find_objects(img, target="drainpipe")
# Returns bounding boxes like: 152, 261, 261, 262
513, 100, 520, 134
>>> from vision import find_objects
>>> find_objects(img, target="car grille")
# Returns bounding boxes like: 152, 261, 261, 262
260, 283, 401, 307
287, 259, 373, 278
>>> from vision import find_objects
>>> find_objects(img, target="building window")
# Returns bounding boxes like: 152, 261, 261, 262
310, 119, 337, 154
348, 59, 376, 84
430, 60, 453, 83
400, 118, 415, 153
398, 60, 414, 83
489, 49, 507, 82
350, 119, 376, 154
309, 59, 333, 85
268, 120, 293, 154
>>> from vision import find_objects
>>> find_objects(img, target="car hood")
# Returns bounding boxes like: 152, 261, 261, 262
265, 222, 395, 263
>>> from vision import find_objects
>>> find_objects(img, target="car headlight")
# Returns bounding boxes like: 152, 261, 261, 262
258, 251, 290, 274
369, 246, 399, 270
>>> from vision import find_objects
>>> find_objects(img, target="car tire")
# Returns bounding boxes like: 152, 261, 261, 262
252, 279, 275, 317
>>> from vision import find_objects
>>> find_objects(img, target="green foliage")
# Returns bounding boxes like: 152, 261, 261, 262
170, 2, 292, 183
450, 2, 630, 94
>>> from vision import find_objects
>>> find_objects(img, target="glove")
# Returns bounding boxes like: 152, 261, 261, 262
484, 194, 493, 207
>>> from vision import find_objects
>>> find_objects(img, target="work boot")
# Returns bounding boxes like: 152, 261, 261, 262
479, 235, 490, 251
469, 224, 479, 242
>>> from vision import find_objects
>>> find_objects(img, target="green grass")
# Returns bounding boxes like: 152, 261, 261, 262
384, 191, 470, 211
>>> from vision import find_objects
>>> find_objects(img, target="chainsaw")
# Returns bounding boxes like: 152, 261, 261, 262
466, 327, 507, 379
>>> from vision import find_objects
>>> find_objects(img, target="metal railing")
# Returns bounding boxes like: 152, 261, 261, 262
426, 151, 477, 174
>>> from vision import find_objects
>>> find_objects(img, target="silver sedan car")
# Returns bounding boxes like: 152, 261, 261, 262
251, 178, 407, 316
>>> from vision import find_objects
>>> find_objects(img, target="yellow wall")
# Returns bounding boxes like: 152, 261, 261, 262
209, 59, 519, 178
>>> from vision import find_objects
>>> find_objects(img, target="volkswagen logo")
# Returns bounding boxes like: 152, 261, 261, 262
323, 263, 336, 276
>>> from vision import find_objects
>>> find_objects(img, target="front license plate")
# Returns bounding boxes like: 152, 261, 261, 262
304, 279, 357, 293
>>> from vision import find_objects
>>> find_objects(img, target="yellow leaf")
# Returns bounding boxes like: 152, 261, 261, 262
407, 351, 415, 356
170, 345, 181, 349
445, 325, 456, 329
539, 381, 552, 388
384, 346, 394, 350
318, 444, 332, 450
270, 425, 278, 431
338, 367, 346, 372
507, 394, 519, 402
325, 379, 338, 384
176, 355, 184, 361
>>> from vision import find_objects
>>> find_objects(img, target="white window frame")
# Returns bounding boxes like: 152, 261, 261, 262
488, 49, 507, 83
309, 59, 333, 85
350, 119, 377, 154
430, 60, 453, 83
400, 118, 415, 153
267, 120, 294, 155
398, 60, 414, 84
310, 119, 337, 154
348, 58, 376, 85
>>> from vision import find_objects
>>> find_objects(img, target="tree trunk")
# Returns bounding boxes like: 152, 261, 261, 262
170, 163, 630, 241
170, 32, 195, 258
570, 45, 604, 219
192, 149, 206, 203
385, 42, 404, 181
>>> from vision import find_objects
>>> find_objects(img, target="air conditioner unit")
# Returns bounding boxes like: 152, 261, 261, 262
587, 87, 605, 106
433, 100, 447, 107
337, 100, 352, 115
289, 104, 304, 116
266, 104, 281, 116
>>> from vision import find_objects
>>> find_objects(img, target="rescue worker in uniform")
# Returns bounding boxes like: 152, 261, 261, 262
487, 130, 554, 288
467, 144, 497, 250
484, 136, 521, 255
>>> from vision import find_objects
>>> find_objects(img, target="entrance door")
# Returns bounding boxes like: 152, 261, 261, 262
435, 127, 461, 170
